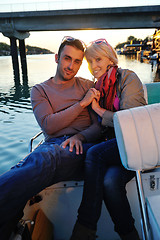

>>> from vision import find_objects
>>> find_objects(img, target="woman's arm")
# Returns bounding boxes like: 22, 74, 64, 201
91, 99, 106, 117
119, 69, 147, 110
92, 99, 114, 127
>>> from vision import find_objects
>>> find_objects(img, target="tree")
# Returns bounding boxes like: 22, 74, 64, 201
0, 42, 10, 51
127, 36, 136, 42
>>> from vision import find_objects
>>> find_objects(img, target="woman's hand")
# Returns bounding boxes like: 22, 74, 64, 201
92, 98, 106, 117
92, 98, 100, 111
80, 88, 100, 108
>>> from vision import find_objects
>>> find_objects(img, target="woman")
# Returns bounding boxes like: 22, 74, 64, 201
70, 39, 146, 240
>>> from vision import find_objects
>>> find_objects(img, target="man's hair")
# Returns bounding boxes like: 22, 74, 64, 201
58, 38, 85, 59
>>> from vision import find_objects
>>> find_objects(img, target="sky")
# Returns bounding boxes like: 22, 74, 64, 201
0, 0, 159, 52
0, 27, 156, 54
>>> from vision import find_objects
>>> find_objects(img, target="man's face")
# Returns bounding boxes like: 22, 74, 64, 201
56, 45, 84, 81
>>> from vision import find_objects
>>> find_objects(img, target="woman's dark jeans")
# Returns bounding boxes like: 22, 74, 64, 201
77, 138, 135, 236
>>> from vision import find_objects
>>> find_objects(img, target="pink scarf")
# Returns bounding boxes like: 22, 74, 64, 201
95, 66, 119, 111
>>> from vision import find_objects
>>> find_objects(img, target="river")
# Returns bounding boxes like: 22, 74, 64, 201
0, 54, 159, 175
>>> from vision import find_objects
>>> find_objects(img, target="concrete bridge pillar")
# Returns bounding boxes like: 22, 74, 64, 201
10, 37, 20, 85
19, 39, 28, 84
2, 30, 30, 85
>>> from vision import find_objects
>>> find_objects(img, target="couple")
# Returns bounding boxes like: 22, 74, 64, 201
0, 37, 146, 240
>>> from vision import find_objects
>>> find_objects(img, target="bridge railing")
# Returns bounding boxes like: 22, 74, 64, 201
0, 1, 159, 13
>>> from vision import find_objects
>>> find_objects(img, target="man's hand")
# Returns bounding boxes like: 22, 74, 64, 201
80, 88, 100, 108
60, 134, 86, 155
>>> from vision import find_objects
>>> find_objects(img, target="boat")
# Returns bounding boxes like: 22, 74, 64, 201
148, 53, 157, 60
10, 82, 160, 240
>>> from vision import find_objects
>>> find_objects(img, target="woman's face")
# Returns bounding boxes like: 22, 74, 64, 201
87, 55, 113, 79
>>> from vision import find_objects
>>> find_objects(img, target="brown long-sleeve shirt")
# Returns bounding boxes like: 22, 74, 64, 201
31, 77, 102, 141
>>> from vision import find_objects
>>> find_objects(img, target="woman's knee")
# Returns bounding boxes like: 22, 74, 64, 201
103, 166, 123, 190
103, 166, 135, 191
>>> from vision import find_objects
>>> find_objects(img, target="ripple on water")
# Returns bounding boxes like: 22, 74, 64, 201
0, 108, 40, 175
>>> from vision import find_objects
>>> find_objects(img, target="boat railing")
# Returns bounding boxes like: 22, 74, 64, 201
29, 131, 43, 152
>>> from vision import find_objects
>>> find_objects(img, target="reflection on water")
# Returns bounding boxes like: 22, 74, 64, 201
0, 54, 159, 175
1, 84, 30, 102
0, 84, 32, 116
117, 54, 160, 84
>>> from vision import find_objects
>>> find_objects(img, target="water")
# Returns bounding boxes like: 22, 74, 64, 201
0, 54, 159, 175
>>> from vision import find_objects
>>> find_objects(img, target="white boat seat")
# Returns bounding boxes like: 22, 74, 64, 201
113, 103, 160, 240
113, 103, 160, 171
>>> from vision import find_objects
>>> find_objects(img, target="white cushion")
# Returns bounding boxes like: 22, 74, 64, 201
113, 103, 160, 171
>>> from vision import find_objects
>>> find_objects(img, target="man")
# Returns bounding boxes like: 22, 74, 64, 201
0, 37, 102, 239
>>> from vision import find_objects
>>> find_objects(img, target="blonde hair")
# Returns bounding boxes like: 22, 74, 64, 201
85, 41, 118, 65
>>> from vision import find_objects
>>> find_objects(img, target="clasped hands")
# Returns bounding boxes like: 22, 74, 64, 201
79, 88, 100, 109
61, 88, 100, 154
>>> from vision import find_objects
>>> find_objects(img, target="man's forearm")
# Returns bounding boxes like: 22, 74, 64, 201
73, 133, 87, 143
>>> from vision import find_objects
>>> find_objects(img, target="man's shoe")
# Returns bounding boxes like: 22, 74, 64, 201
70, 221, 96, 240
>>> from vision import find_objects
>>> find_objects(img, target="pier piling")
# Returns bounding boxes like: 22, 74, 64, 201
19, 39, 28, 84
10, 37, 20, 85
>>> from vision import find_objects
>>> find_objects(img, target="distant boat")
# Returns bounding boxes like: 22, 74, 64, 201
148, 53, 158, 60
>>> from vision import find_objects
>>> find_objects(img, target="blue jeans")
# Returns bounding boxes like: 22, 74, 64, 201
0, 136, 94, 240
77, 138, 135, 236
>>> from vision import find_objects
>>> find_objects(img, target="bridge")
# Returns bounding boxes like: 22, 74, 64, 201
0, 4, 160, 84
0, 5, 160, 38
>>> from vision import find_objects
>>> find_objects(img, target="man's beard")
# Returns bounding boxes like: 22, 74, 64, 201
61, 69, 75, 81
